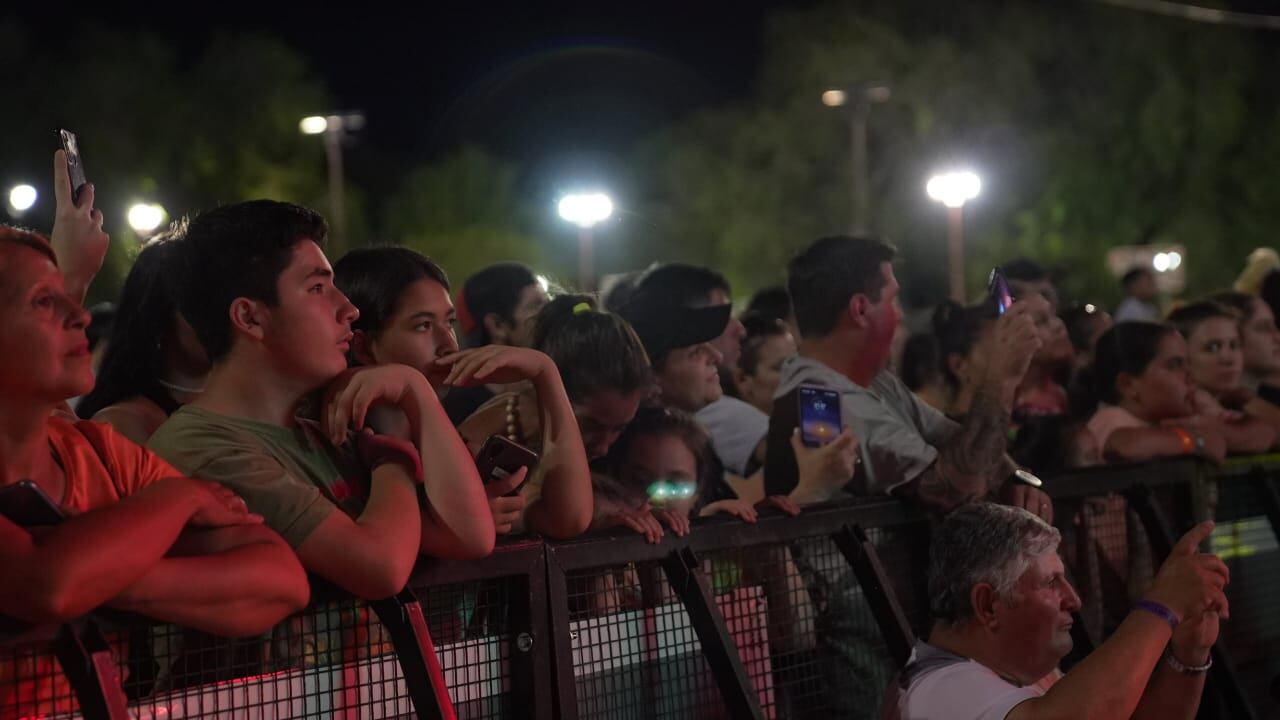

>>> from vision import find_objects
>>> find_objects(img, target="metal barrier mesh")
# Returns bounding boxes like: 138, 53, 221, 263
565, 561, 733, 720
1211, 473, 1280, 718
1054, 493, 1156, 642
0, 638, 79, 720
115, 598, 411, 718
703, 522, 927, 720
415, 578, 516, 719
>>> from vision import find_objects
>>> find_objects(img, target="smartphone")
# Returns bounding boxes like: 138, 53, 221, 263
0, 480, 65, 527
475, 435, 539, 495
988, 267, 1013, 316
57, 129, 88, 204
798, 385, 843, 448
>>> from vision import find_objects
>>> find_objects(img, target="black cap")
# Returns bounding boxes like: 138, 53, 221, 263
618, 293, 731, 363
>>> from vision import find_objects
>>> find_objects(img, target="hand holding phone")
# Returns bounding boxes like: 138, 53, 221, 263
475, 435, 539, 497
51, 130, 109, 303
988, 267, 1013, 316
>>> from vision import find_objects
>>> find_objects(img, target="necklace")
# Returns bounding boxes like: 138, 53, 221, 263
505, 394, 524, 444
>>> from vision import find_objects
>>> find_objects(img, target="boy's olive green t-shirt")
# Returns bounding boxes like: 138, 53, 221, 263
149, 405, 370, 547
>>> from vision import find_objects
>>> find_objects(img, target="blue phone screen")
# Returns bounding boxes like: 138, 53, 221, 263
798, 386, 842, 447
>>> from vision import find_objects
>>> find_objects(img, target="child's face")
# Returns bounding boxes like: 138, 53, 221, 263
619, 432, 698, 516
358, 278, 459, 389
1185, 318, 1243, 396
1128, 333, 1194, 420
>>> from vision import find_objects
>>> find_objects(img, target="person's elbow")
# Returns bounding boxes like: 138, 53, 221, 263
13, 573, 95, 625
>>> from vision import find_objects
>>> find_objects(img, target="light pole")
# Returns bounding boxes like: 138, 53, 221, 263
926, 171, 981, 303
822, 83, 890, 235
557, 192, 614, 291
300, 112, 364, 249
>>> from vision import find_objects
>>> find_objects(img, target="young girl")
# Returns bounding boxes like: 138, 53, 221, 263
333, 248, 593, 539
1168, 300, 1280, 448
77, 225, 210, 443
1087, 322, 1233, 463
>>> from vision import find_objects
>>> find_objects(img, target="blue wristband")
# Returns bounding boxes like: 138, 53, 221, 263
1135, 600, 1179, 629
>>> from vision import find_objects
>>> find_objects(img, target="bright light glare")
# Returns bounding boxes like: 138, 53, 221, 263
1085, 303, 1097, 314
127, 203, 167, 233
558, 193, 614, 228
536, 274, 550, 293
926, 171, 981, 209
821, 89, 847, 107
8, 184, 36, 212
1153, 253, 1171, 272
299, 116, 329, 135
1167, 251, 1182, 270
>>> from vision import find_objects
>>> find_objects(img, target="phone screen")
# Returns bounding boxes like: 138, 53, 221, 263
58, 129, 87, 204
988, 268, 1012, 316
798, 386, 842, 448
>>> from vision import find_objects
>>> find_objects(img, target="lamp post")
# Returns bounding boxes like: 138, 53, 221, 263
557, 192, 614, 291
925, 171, 981, 303
822, 83, 890, 235
300, 112, 365, 249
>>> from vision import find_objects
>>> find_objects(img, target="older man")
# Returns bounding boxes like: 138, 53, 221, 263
888, 503, 1229, 720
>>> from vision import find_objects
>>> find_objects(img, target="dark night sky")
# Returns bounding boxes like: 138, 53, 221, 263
14, 1, 1280, 204
22, 1, 792, 198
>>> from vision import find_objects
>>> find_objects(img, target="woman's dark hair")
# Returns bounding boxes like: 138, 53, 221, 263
1166, 301, 1238, 339
333, 246, 449, 341
738, 311, 789, 376
1206, 291, 1259, 325
931, 300, 992, 391
457, 262, 537, 348
533, 294, 651, 403
745, 286, 792, 324
78, 227, 191, 419
605, 406, 709, 490
1010, 416, 1086, 477
1092, 321, 1177, 405
901, 333, 941, 392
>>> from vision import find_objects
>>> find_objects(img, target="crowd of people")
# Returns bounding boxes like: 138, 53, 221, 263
0, 146, 1260, 718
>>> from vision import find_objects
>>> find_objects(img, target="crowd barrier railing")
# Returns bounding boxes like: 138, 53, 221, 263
4, 455, 1279, 719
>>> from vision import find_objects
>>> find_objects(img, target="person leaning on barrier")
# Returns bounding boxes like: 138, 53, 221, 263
885, 503, 1228, 720
766, 236, 1053, 521
0, 223, 308, 634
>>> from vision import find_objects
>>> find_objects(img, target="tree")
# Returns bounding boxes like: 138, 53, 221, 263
628, 0, 1280, 309
382, 146, 554, 287
0, 21, 333, 303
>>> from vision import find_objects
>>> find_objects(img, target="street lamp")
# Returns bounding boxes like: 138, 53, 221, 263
822, 83, 890, 235
557, 192, 614, 291
7, 184, 37, 215
299, 112, 364, 250
926, 170, 981, 303
127, 202, 167, 235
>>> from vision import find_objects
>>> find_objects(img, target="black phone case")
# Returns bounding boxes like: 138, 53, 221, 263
475, 436, 539, 494
58, 129, 87, 204
0, 481, 66, 527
